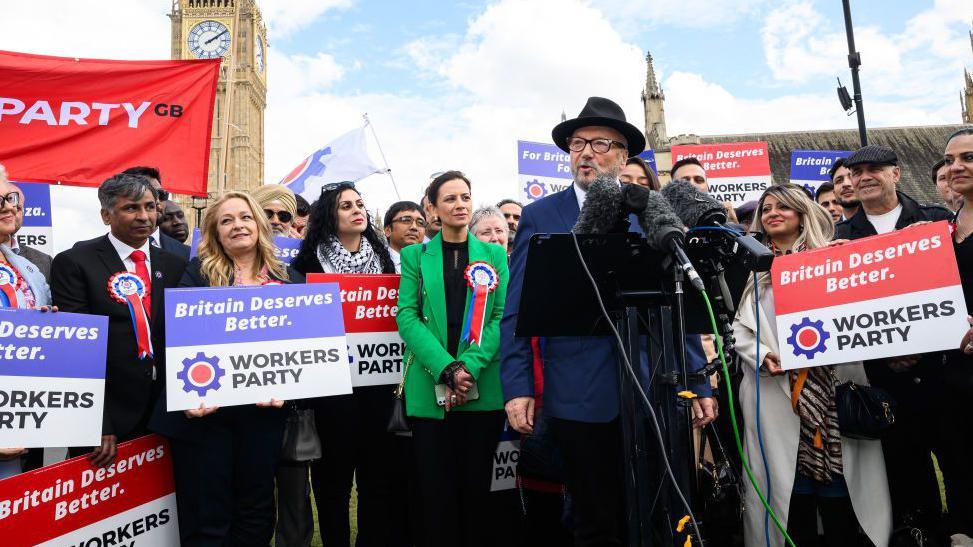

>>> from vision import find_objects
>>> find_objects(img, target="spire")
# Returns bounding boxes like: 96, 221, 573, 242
644, 51, 662, 98
561, 109, 567, 122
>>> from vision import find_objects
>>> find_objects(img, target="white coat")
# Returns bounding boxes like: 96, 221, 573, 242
732, 280, 892, 547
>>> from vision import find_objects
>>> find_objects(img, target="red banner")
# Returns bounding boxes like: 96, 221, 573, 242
0, 50, 220, 197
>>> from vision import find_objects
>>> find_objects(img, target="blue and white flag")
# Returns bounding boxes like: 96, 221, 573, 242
280, 125, 384, 200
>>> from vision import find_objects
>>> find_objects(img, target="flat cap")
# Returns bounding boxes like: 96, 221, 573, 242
844, 145, 897, 168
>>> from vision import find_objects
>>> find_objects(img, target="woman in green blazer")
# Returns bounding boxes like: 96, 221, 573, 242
396, 171, 509, 547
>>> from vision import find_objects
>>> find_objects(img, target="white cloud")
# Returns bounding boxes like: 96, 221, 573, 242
269, 51, 345, 98
258, 0, 353, 38
596, 0, 772, 33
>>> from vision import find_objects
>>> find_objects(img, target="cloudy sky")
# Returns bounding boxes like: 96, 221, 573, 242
2, 0, 971, 214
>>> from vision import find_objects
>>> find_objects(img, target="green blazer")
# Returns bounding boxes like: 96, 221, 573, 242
396, 233, 509, 419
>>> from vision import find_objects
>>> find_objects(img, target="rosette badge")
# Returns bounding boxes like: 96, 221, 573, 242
108, 271, 153, 359
460, 261, 499, 346
0, 263, 20, 308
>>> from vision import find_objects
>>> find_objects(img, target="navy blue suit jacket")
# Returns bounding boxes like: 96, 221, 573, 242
500, 184, 710, 423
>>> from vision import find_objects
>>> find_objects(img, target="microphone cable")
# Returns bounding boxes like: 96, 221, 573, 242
753, 273, 774, 547
570, 231, 704, 545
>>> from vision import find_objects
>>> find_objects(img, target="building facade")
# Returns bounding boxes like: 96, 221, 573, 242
170, 0, 267, 200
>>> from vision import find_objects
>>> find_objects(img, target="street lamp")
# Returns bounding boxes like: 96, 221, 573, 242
841, 0, 868, 146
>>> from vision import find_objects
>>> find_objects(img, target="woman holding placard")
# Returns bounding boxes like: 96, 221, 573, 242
292, 182, 400, 547
732, 183, 891, 547
396, 171, 508, 547
152, 190, 300, 546
0, 166, 53, 479
942, 127, 973, 545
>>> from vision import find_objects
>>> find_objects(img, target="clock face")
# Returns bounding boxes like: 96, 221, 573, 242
255, 37, 265, 73
188, 20, 231, 59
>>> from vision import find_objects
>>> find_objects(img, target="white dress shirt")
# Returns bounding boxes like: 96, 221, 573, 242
574, 183, 587, 210
107, 232, 153, 274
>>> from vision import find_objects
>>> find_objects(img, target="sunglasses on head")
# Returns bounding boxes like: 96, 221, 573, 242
322, 181, 356, 193
264, 209, 293, 223
156, 188, 170, 202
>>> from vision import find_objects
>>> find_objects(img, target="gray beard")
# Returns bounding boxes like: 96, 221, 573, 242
573, 165, 620, 190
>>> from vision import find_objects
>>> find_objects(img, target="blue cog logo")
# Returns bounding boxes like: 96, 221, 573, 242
177, 352, 225, 396
786, 317, 830, 359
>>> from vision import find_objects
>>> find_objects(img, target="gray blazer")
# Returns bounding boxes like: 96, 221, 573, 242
0, 244, 51, 307
17, 245, 52, 282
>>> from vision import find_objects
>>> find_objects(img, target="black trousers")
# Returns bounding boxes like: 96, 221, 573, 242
936, 354, 973, 537
410, 410, 504, 547
548, 416, 625, 547
310, 387, 404, 547
274, 461, 313, 547
786, 492, 865, 547
170, 407, 286, 547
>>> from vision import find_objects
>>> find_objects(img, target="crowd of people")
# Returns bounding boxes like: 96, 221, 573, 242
1, 97, 972, 547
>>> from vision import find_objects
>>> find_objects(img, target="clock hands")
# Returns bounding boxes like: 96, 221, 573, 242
204, 29, 229, 45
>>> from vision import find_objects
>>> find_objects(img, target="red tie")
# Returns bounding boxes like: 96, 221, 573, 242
129, 250, 152, 317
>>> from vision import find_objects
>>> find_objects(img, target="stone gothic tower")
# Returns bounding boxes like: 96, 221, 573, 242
170, 0, 267, 195
964, 23, 973, 124
641, 52, 667, 151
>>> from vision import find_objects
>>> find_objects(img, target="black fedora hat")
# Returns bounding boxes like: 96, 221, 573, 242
551, 96, 646, 156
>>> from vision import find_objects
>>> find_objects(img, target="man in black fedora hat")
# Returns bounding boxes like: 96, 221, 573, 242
500, 97, 717, 546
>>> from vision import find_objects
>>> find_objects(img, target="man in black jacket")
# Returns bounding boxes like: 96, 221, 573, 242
835, 145, 952, 533
122, 166, 191, 259
51, 173, 187, 467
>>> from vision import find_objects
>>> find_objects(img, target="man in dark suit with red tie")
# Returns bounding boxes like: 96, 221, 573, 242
51, 173, 187, 467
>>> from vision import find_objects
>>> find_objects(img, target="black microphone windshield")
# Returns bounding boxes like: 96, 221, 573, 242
572, 174, 622, 234
660, 180, 727, 227
641, 189, 685, 251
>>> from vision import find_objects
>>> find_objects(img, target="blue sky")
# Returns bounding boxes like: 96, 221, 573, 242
2, 0, 971, 210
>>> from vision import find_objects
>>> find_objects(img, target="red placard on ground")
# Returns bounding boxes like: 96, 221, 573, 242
670, 141, 772, 206
0, 434, 179, 546
308, 274, 404, 386
771, 221, 968, 370
0, 50, 219, 196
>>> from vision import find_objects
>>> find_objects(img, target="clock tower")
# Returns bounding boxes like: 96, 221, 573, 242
169, 0, 267, 199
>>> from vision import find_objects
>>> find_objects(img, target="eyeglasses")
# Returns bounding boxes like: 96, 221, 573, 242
0, 192, 21, 209
264, 209, 293, 223
322, 181, 356, 193
566, 137, 627, 154
393, 215, 427, 228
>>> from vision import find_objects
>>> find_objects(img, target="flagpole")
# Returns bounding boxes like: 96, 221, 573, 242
363, 113, 401, 200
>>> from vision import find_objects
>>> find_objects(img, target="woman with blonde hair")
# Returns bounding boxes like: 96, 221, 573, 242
151, 190, 303, 546
733, 183, 891, 547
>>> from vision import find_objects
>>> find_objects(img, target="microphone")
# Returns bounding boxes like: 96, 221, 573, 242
640, 190, 706, 292
660, 180, 774, 272
572, 174, 623, 234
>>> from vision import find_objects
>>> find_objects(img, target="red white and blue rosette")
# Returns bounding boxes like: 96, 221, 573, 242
0, 264, 20, 308
460, 261, 499, 346
108, 271, 153, 359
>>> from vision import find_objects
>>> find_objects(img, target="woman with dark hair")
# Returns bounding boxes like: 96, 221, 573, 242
396, 170, 508, 547
291, 182, 399, 547
941, 127, 973, 546
619, 156, 660, 190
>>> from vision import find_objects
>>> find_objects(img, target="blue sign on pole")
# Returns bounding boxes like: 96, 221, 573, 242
789, 150, 852, 194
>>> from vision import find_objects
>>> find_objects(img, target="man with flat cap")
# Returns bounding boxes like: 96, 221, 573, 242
835, 144, 952, 536
500, 97, 717, 546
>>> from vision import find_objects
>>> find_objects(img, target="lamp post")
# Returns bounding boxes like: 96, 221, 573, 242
842, 0, 868, 146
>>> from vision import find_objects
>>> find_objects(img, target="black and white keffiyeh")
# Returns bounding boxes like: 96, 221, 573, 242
317, 236, 382, 274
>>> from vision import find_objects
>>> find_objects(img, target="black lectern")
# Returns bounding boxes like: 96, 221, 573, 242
516, 233, 719, 547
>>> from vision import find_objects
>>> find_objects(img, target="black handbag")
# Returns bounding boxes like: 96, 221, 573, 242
280, 405, 322, 462
835, 380, 896, 440
517, 408, 565, 484
387, 243, 425, 435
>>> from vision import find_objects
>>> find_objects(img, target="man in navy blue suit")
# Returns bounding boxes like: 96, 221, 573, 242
501, 97, 718, 546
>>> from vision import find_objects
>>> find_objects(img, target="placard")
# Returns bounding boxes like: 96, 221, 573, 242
789, 150, 851, 195
188, 227, 301, 265
670, 141, 772, 206
307, 274, 404, 387
12, 181, 52, 256
0, 309, 107, 448
772, 221, 968, 369
164, 283, 353, 410
491, 420, 521, 492
0, 434, 180, 546
517, 140, 573, 205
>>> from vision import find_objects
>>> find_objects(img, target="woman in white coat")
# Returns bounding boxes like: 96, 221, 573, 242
733, 183, 891, 547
